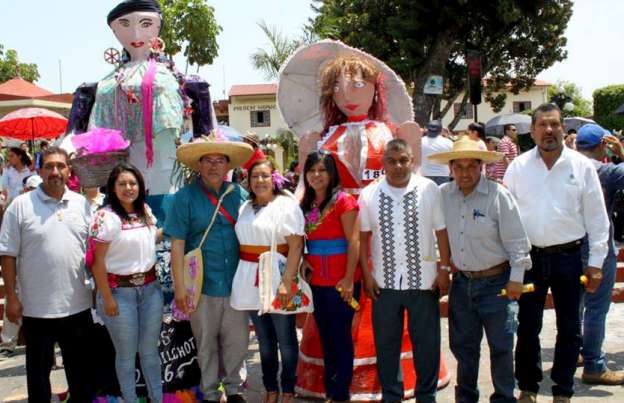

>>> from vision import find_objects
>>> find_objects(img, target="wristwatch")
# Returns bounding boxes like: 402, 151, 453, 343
439, 265, 452, 273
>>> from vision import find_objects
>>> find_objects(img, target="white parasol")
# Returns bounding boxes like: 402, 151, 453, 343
485, 113, 532, 136
277, 39, 414, 138
563, 117, 595, 131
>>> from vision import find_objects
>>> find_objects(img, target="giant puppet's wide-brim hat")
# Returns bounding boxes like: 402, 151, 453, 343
176, 132, 254, 172
428, 136, 504, 165
277, 39, 414, 138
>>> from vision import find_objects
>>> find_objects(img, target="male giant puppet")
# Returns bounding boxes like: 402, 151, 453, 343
278, 40, 449, 400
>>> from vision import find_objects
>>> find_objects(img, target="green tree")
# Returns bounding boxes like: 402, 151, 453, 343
250, 20, 318, 80
593, 84, 624, 131
309, 0, 572, 126
250, 21, 299, 80
160, 0, 221, 71
274, 128, 299, 169
0, 44, 40, 83
547, 80, 593, 118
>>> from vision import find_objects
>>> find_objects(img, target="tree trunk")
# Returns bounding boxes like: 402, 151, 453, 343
448, 90, 470, 131
431, 96, 442, 120
411, 31, 455, 125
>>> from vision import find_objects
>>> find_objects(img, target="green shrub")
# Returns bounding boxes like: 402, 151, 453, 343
593, 85, 624, 131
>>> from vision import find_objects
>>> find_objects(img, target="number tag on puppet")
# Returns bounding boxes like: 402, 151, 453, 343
363, 169, 384, 181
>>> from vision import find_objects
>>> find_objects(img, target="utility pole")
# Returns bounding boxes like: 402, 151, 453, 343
58, 60, 63, 93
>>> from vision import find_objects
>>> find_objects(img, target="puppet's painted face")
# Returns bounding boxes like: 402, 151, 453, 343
332, 69, 375, 118
110, 11, 161, 61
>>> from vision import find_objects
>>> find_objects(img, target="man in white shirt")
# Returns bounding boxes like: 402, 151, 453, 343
420, 120, 454, 185
359, 138, 451, 403
0, 147, 94, 402
503, 103, 609, 403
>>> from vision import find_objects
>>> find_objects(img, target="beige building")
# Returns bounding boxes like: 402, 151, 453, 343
227, 84, 288, 137
441, 80, 550, 131
227, 84, 287, 168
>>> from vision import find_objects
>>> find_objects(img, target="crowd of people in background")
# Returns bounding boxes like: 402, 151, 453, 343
0, 102, 623, 403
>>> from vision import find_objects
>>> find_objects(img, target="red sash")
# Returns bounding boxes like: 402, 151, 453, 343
199, 183, 236, 226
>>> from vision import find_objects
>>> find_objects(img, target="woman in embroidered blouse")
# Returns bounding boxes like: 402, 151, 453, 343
300, 150, 360, 402
230, 159, 304, 403
90, 163, 163, 403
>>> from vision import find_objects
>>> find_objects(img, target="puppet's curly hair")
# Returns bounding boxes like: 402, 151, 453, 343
319, 55, 389, 133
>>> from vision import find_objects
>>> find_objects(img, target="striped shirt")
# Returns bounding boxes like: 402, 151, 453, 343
493, 136, 518, 179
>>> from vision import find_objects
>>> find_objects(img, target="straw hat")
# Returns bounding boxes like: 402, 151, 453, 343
176, 132, 254, 172
428, 136, 504, 165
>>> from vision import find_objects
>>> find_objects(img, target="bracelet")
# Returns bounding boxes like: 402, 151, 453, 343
439, 265, 451, 273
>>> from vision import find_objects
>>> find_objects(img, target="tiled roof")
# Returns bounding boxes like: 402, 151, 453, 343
0, 77, 54, 98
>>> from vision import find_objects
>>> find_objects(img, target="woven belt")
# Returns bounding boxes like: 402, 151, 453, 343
532, 239, 582, 254
108, 267, 156, 288
306, 239, 348, 256
239, 244, 289, 288
459, 261, 509, 279
239, 244, 289, 263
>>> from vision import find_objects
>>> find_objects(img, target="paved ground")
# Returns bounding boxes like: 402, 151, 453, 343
2, 303, 624, 402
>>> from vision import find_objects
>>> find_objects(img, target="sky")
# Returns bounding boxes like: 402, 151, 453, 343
1, 0, 622, 101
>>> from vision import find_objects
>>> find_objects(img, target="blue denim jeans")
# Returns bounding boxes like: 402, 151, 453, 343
515, 249, 583, 398
449, 271, 517, 403
249, 311, 298, 393
372, 288, 440, 403
97, 280, 164, 402
311, 283, 361, 401
582, 252, 617, 374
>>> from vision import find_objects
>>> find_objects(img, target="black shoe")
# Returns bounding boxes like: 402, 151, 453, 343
227, 394, 247, 403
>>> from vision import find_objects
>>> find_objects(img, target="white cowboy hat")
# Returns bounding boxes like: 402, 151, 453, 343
428, 136, 504, 165
277, 39, 414, 138
176, 132, 254, 172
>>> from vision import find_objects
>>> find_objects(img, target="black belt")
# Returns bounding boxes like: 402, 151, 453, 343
532, 239, 582, 254
458, 261, 509, 279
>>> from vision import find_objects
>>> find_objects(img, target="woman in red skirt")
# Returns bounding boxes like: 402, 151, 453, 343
301, 150, 361, 402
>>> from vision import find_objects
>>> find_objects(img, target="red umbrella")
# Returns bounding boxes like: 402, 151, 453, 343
0, 107, 68, 140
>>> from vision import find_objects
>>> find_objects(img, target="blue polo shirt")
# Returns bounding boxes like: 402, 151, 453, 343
164, 179, 248, 297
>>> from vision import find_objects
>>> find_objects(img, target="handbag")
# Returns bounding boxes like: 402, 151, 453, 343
182, 185, 234, 310
258, 203, 313, 315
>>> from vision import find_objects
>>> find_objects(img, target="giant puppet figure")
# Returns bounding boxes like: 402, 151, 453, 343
64, 0, 213, 399
66, 0, 215, 221
277, 40, 450, 400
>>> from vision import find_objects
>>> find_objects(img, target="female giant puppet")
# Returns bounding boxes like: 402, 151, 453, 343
64, 0, 212, 399
66, 0, 215, 221
277, 40, 450, 401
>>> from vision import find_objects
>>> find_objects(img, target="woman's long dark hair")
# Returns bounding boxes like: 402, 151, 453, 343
9, 147, 32, 168
301, 151, 341, 214
468, 122, 486, 142
104, 162, 149, 223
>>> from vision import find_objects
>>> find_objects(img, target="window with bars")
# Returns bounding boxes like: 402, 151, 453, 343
513, 101, 532, 113
250, 110, 270, 127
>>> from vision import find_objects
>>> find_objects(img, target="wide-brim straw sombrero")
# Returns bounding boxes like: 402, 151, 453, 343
428, 136, 503, 164
176, 133, 254, 172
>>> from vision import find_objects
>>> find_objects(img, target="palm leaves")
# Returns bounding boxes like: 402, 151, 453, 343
250, 20, 316, 80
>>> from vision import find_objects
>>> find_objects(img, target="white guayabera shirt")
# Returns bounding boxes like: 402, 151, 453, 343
359, 175, 445, 290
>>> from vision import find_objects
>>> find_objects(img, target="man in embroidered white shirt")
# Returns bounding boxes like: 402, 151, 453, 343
359, 138, 451, 403
503, 103, 610, 403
